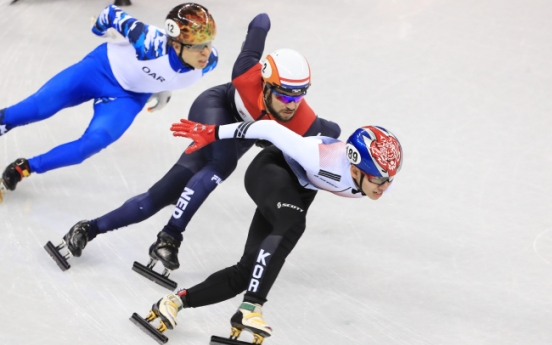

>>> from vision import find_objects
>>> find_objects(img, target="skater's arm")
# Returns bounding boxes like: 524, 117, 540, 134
231, 13, 270, 80
92, 5, 166, 60
303, 116, 341, 139
172, 120, 320, 168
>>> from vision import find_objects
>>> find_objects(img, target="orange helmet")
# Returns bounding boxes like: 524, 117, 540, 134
165, 3, 216, 45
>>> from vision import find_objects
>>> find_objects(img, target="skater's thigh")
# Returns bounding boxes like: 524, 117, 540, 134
245, 148, 310, 235
86, 95, 150, 142
148, 164, 195, 206
10, 62, 97, 124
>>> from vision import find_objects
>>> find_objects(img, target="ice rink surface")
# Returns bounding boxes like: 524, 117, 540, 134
1, 0, 551, 344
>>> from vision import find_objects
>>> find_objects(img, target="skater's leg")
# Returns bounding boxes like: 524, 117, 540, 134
159, 87, 254, 240
161, 139, 255, 240
241, 147, 317, 305
1, 44, 117, 134
183, 209, 272, 307
88, 163, 198, 240
28, 94, 149, 173
0, 62, 97, 132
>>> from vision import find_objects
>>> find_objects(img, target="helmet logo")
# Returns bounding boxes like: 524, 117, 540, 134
346, 144, 361, 164
165, 19, 180, 37
369, 135, 401, 174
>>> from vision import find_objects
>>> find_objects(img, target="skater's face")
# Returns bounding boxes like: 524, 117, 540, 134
264, 85, 303, 122
350, 165, 392, 200
171, 41, 213, 69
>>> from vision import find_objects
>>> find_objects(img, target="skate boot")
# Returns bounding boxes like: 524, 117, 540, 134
223, 302, 272, 344
0, 158, 31, 202
44, 220, 91, 271
149, 231, 181, 270
132, 231, 181, 290
130, 292, 185, 344
0, 108, 10, 137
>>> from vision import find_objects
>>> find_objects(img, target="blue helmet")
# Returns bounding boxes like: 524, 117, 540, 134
345, 126, 403, 178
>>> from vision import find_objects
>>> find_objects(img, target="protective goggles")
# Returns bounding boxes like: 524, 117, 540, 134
271, 87, 306, 104
362, 171, 394, 185
183, 41, 212, 52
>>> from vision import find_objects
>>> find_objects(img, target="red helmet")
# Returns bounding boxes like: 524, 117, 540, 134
165, 3, 216, 45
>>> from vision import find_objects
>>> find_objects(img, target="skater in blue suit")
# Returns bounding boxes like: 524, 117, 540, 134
0, 3, 218, 202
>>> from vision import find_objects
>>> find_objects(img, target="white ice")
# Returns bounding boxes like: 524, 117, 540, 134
1, 0, 551, 344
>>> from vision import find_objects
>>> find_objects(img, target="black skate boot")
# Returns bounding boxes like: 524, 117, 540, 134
0, 108, 10, 137
149, 231, 181, 270
132, 231, 181, 290
44, 220, 91, 271
0, 158, 31, 202
62, 220, 91, 257
1, 158, 31, 190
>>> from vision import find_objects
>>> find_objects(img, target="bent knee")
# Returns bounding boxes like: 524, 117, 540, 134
208, 158, 238, 180
75, 130, 114, 163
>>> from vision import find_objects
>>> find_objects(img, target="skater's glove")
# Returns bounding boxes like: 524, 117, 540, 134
147, 91, 172, 112
90, 15, 121, 40
171, 119, 218, 154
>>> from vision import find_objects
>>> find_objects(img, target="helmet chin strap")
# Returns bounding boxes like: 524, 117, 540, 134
170, 40, 195, 69
262, 84, 278, 119
353, 172, 367, 196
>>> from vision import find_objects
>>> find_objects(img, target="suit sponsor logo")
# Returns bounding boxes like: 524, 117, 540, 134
277, 202, 304, 213
211, 174, 222, 185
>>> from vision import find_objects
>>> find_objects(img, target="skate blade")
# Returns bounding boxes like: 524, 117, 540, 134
132, 261, 178, 290
44, 241, 71, 271
0, 180, 6, 203
130, 312, 169, 344
210, 335, 257, 345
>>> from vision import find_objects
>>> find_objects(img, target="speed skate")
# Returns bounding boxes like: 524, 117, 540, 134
0, 179, 6, 203
210, 334, 267, 345
44, 240, 72, 271
130, 311, 169, 344
132, 259, 178, 290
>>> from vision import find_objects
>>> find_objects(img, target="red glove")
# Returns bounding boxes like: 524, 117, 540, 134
171, 119, 218, 154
